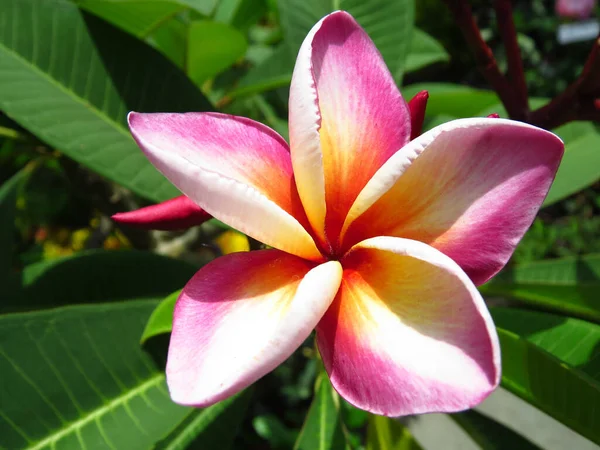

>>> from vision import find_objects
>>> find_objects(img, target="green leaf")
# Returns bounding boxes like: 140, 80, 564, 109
213, 0, 268, 31
0, 168, 26, 280
294, 373, 348, 450
494, 313, 600, 445
0, 300, 193, 449
480, 254, 600, 323
75, 0, 185, 38
231, 44, 294, 97
177, 0, 217, 15
155, 389, 253, 450
451, 410, 541, 450
402, 83, 499, 117
543, 128, 600, 207
141, 290, 181, 343
253, 414, 298, 449
492, 308, 600, 384
187, 21, 247, 85
366, 415, 423, 450
405, 29, 449, 74
3, 250, 197, 313
0, 0, 212, 203
146, 15, 188, 68
277, 0, 415, 83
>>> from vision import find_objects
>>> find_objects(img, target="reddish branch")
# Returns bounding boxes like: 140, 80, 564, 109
442, 0, 600, 129
493, 0, 528, 117
528, 37, 600, 129
441, 0, 527, 120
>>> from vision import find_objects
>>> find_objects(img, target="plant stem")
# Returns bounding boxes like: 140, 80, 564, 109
441, 0, 525, 120
494, 0, 529, 119
528, 36, 600, 129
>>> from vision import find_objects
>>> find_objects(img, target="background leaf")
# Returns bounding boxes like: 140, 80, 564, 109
366, 415, 423, 450
405, 29, 449, 73
3, 250, 197, 313
0, 300, 192, 449
402, 83, 499, 117
451, 410, 541, 450
155, 389, 253, 450
543, 129, 600, 207
480, 254, 600, 323
75, 0, 186, 38
187, 21, 247, 85
141, 290, 181, 343
0, 0, 212, 203
294, 372, 348, 450
494, 314, 600, 445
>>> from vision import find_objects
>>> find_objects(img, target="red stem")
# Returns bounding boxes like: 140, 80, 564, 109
528, 36, 600, 129
494, 0, 529, 119
441, 0, 524, 119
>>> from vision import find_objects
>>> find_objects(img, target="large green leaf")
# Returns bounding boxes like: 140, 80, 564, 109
277, 0, 415, 83
231, 44, 294, 97
480, 254, 600, 323
0, 300, 191, 449
365, 415, 423, 450
494, 311, 600, 445
3, 250, 197, 313
0, 169, 26, 280
187, 21, 247, 85
75, 0, 186, 38
294, 373, 348, 450
405, 29, 449, 73
543, 129, 600, 207
213, 0, 267, 31
155, 390, 253, 450
493, 308, 600, 384
0, 0, 212, 203
141, 290, 181, 343
0, 300, 250, 450
451, 410, 541, 450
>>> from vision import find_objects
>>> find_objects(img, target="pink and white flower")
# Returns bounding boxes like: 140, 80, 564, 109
124, 11, 563, 416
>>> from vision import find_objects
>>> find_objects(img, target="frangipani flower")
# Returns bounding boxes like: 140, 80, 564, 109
125, 11, 563, 416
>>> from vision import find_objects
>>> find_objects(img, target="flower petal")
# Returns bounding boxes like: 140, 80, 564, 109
341, 118, 563, 284
167, 250, 342, 406
128, 112, 321, 260
317, 236, 500, 416
112, 195, 211, 230
289, 11, 411, 250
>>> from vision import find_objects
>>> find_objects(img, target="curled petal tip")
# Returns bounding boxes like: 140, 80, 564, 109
487, 113, 500, 118
408, 90, 429, 140
112, 195, 211, 230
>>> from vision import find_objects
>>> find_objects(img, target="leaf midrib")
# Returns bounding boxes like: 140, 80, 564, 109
26, 373, 165, 450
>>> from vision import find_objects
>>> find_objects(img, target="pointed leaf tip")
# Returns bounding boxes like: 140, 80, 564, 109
408, 90, 429, 140
112, 196, 212, 230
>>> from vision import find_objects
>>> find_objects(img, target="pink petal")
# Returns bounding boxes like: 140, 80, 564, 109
112, 196, 211, 230
289, 11, 411, 252
317, 236, 500, 416
408, 90, 429, 140
167, 250, 342, 406
128, 112, 321, 261
341, 118, 563, 285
